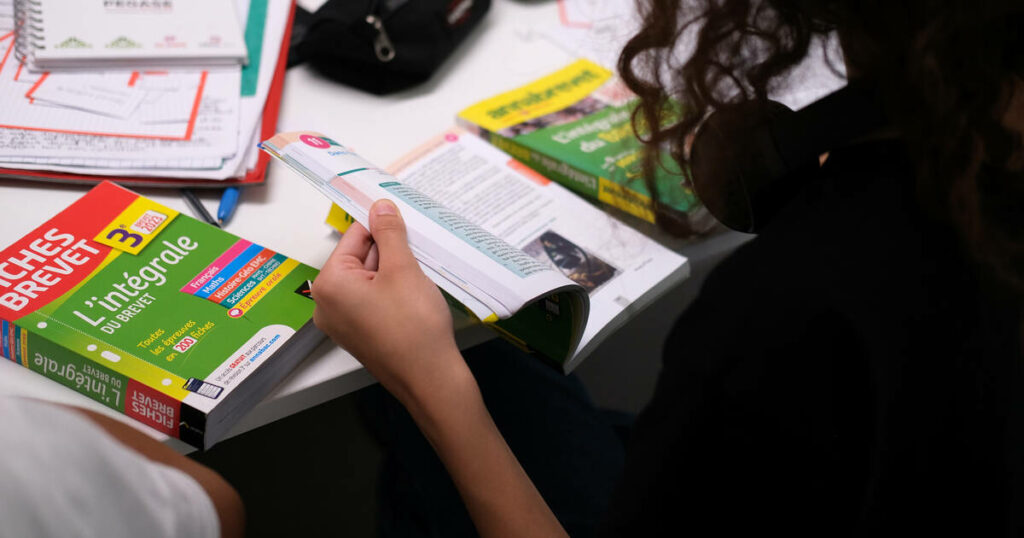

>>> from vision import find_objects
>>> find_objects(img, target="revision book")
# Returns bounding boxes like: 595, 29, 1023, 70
457, 59, 712, 235
0, 182, 322, 449
262, 131, 591, 369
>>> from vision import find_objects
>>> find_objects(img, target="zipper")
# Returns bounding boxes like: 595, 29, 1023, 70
365, 14, 395, 62
365, 0, 410, 63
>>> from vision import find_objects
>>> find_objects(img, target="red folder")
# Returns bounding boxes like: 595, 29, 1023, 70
0, 1, 297, 189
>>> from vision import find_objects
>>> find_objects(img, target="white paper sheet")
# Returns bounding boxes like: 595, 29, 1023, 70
0, 39, 202, 139
0, 69, 241, 163
0, 0, 11, 33
30, 75, 147, 119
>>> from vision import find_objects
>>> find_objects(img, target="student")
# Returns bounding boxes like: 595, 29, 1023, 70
311, 0, 1024, 536
0, 397, 243, 538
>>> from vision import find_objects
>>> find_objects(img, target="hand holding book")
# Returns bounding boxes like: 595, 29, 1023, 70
313, 200, 566, 538
262, 128, 688, 372
311, 200, 465, 408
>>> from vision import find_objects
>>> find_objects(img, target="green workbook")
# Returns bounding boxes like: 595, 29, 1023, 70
457, 58, 712, 235
0, 182, 322, 449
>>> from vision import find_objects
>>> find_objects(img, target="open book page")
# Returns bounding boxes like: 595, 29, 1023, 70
261, 132, 588, 341
387, 128, 688, 371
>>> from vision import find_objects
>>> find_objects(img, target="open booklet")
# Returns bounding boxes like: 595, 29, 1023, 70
261, 129, 688, 372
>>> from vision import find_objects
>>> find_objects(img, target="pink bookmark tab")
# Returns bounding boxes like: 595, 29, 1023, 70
180, 239, 252, 293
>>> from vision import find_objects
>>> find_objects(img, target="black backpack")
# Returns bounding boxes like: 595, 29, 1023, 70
288, 0, 492, 95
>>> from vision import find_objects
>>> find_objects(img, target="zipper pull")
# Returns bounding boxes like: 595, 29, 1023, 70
365, 14, 396, 62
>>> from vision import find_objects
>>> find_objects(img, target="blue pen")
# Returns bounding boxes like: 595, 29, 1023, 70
217, 187, 240, 226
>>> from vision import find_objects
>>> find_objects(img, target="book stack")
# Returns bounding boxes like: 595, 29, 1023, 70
0, 0, 295, 188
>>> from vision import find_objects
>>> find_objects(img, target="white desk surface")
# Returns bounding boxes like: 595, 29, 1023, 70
0, 0, 704, 451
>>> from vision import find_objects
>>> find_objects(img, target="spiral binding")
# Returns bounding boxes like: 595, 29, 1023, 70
12, 0, 46, 66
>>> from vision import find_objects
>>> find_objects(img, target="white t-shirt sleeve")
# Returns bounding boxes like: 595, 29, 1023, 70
0, 397, 220, 538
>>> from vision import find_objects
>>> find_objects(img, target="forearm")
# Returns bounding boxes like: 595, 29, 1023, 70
401, 353, 567, 538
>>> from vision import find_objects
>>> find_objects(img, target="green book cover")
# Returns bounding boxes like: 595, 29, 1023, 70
457, 59, 701, 229
0, 182, 321, 448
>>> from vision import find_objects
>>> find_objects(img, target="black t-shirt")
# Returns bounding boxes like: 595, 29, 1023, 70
600, 141, 1023, 536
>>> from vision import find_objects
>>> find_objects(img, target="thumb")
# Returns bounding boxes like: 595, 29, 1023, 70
369, 199, 417, 273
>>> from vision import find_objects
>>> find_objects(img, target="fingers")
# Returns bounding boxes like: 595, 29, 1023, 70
326, 222, 373, 267
364, 243, 379, 270
369, 199, 418, 273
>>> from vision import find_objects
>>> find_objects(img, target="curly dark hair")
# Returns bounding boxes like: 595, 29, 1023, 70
619, 0, 1024, 291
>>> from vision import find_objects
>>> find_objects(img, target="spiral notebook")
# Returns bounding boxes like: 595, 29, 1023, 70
13, 0, 247, 69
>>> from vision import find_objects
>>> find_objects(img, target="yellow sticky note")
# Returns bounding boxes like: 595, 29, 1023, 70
325, 203, 355, 233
